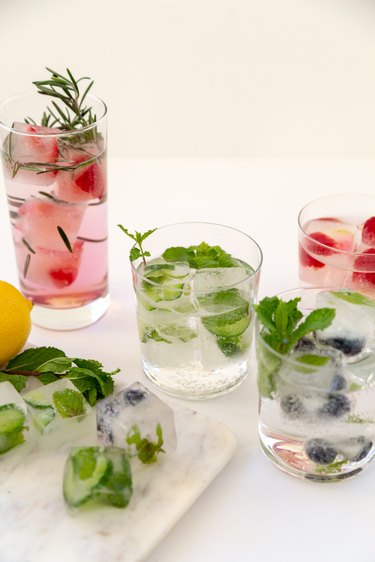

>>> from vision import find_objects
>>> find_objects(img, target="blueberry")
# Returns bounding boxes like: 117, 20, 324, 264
123, 388, 147, 405
348, 436, 373, 462
319, 393, 351, 418
330, 373, 347, 392
294, 337, 316, 353
321, 336, 365, 357
280, 394, 306, 418
305, 438, 337, 465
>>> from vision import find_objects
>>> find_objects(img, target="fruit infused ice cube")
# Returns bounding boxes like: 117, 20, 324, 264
16, 198, 87, 252
97, 381, 177, 460
4, 122, 60, 186
63, 446, 132, 509
0, 381, 33, 461
315, 290, 375, 358
23, 379, 94, 450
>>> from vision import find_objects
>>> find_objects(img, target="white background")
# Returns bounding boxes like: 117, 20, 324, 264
1, 0, 375, 157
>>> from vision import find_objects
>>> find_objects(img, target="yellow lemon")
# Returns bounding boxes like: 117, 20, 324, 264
0, 281, 33, 366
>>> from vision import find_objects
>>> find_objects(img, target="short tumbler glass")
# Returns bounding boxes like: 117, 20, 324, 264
298, 193, 375, 297
257, 287, 375, 482
0, 93, 109, 330
131, 222, 263, 399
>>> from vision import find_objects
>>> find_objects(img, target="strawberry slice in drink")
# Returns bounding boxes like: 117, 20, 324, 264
352, 248, 375, 287
17, 198, 86, 252
24, 240, 84, 289
55, 146, 106, 202
362, 216, 375, 246
6, 122, 60, 186
300, 221, 357, 269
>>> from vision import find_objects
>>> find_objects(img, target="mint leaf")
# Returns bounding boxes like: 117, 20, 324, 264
39, 372, 59, 385
332, 291, 375, 308
0, 373, 27, 392
6, 347, 68, 372
118, 226, 157, 264
53, 388, 86, 418
66, 360, 118, 405
126, 423, 165, 464
296, 354, 330, 367
163, 241, 237, 269
290, 308, 336, 346
253, 297, 280, 333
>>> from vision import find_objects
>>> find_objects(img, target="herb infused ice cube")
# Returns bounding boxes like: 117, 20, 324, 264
63, 446, 132, 509
255, 288, 375, 482
23, 379, 94, 450
97, 382, 176, 462
119, 223, 262, 399
0, 381, 33, 461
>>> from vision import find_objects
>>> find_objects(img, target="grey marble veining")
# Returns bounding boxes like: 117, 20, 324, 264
0, 408, 236, 562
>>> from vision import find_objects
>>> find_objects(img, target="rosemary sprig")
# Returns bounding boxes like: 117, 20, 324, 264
33, 67, 96, 132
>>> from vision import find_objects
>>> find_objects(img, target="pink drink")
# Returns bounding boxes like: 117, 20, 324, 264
3, 136, 107, 308
0, 92, 109, 329
299, 199, 375, 297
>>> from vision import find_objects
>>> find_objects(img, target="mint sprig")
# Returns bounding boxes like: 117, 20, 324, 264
254, 296, 335, 355
126, 423, 165, 464
163, 241, 236, 269
0, 347, 119, 405
117, 226, 157, 265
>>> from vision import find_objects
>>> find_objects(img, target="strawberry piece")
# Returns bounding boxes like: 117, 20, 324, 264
306, 232, 337, 255
299, 244, 324, 269
352, 248, 375, 287
55, 148, 106, 202
362, 217, 375, 246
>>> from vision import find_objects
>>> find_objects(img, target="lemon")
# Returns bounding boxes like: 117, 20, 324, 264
0, 281, 33, 366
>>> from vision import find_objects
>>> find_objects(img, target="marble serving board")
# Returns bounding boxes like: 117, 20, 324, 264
0, 407, 236, 562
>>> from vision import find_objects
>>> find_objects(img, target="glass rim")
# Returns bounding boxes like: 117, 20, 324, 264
129, 220, 263, 291
298, 192, 375, 258
0, 91, 107, 136
256, 286, 346, 371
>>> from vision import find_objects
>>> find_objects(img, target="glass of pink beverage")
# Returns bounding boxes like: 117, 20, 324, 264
0, 92, 109, 329
298, 194, 375, 297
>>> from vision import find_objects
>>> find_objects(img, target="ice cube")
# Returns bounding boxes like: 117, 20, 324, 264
137, 261, 190, 308
0, 381, 33, 461
4, 122, 60, 186
23, 379, 94, 450
19, 239, 84, 288
315, 291, 375, 357
192, 265, 252, 294
63, 446, 132, 509
55, 146, 106, 202
17, 198, 87, 251
96, 381, 177, 461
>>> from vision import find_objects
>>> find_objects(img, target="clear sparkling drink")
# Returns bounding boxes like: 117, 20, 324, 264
257, 287, 375, 481
129, 223, 262, 399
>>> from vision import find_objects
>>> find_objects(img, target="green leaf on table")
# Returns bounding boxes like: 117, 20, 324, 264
53, 388, 86, 418
6, 347, 69, 373
66, 359, 119, 406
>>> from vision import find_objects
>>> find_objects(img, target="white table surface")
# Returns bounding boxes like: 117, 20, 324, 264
1, 158, 375, 562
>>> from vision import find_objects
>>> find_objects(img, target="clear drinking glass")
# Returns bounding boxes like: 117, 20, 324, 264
257, 287, 375, 481
0, 93, 109, 329
298, 193, 375, 297
131, 222, 263, 399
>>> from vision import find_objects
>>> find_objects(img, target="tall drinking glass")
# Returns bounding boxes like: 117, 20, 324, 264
0, 93, 109, 330
130, 222, 263, 400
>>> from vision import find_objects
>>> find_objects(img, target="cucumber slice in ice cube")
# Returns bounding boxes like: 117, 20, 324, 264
64, 447, 110, 507
24, 398, 56, 432
0, 404, 26, 454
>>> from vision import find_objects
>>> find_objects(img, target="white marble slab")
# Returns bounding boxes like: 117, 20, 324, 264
0, 408, 236, 562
